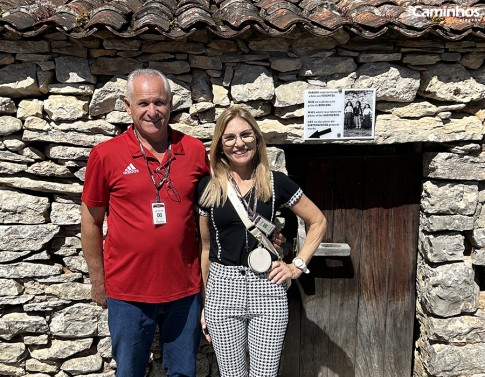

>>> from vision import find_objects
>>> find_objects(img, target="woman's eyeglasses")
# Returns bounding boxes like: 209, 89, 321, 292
221, 130, 255, 147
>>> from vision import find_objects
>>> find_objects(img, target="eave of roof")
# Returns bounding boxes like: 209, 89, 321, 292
0, 0, 483, 41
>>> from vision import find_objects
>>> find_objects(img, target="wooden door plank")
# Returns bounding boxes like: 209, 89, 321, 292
279, 285, 301, 377
383, 155, 420, 377
280, 157, 320, 377
355, 157, 392, 377
325, 157, 365, 377
299, 159, 334, 377
300, 157, 365, 377
308, 158, 335, 243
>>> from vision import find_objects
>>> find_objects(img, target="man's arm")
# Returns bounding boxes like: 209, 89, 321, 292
81, 202, 107, 308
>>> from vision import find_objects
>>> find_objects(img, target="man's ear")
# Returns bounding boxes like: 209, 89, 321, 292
124, 97, 132, 115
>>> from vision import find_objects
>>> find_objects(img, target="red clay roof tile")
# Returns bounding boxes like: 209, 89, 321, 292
0, 0, 483, 40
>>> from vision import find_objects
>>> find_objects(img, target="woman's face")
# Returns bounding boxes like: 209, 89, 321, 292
221, 116, 257, 171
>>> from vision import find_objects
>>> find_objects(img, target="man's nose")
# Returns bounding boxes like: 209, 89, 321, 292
147, 103, 158, 116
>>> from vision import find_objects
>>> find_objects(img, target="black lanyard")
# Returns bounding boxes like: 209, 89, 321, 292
134, 128, 172, 203
228, 173, 257, 218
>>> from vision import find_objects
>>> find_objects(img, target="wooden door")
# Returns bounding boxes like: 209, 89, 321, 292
280, 145, 421, 377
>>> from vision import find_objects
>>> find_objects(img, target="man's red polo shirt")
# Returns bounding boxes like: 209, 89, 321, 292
82, 126, 210, 303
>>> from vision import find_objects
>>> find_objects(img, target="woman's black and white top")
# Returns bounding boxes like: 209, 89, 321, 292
197, 171, 302, 267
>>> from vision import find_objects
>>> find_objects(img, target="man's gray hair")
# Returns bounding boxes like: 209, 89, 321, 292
125, 68, 172, 102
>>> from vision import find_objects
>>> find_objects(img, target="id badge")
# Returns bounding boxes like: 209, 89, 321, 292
152, 202, 167, 225
253, 214, 276, 236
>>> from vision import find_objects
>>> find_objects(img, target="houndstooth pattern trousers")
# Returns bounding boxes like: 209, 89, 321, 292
205, 262, 289, 377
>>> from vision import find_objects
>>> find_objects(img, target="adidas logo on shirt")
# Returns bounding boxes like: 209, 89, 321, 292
123, 163, 139, 175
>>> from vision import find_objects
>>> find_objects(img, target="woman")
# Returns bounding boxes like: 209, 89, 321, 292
362, 103, 372, 129
344, 101, 354, 129
197, 106, 327, 376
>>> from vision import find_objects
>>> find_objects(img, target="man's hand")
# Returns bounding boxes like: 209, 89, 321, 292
81, 203, 107, 309
201, 308, 211, 343
272, 231, 286, 254
91, 281, 107, 308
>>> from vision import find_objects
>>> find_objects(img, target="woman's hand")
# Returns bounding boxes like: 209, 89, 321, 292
268, 260, 300, 284
201, 308, 211, 343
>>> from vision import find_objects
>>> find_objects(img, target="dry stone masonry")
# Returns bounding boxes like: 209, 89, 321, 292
0, 27, 484, 377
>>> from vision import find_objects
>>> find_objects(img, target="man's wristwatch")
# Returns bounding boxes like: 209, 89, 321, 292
292, 257, 310, 274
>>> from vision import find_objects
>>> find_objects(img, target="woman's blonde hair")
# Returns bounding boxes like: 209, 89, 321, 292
199, 106, 271, 207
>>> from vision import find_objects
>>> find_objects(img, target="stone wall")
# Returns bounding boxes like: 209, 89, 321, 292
0, 28, 484, 376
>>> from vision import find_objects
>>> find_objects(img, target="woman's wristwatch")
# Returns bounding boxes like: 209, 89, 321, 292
292, 258, 310, 274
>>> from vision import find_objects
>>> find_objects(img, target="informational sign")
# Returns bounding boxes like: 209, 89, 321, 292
304, 89, 376, 141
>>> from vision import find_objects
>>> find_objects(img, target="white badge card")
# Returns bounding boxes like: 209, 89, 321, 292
152, 202, 167, 225
254, 214, 276, 236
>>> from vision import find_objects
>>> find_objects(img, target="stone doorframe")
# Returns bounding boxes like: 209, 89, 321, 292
413, 147, 485, 377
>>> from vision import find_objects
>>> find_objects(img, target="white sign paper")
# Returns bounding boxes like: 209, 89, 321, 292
304, 89, 376, 141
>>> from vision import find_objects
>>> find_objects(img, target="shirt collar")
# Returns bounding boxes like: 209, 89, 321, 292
128, 125, 185, 159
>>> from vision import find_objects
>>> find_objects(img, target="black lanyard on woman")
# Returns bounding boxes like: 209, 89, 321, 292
228, 173, 257, 219
134, 127, 172, 203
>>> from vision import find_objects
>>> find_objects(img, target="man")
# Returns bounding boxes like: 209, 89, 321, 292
81, 68, 210, 377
